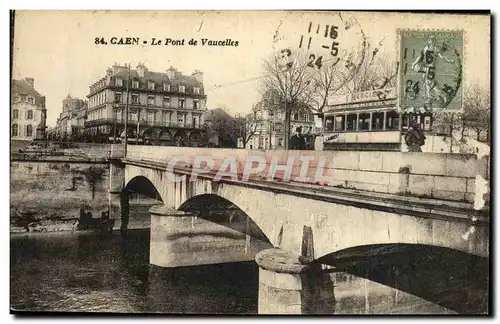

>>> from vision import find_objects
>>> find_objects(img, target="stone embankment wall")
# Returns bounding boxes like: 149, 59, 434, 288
10, 160, 110, 232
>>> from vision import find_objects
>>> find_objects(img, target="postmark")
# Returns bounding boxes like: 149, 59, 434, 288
399, 29, 464, 111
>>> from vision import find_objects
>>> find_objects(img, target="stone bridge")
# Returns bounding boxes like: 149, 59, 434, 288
107, 145, 489, 314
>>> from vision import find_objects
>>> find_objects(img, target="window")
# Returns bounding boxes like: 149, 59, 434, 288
386, 111, 400, 130
147, 95, 155, 106
27, 110, 33, 120
115, 92, 122, 103
163, 112, 171, 125
358, 113, 370, 131
148, 81, 155, 91
132, 80, 139, 89
193, 99, 199, 109
147, 110, 154, 124
335, 115, 345, 131
372, 112, 384, 130
26, 125, 33, 137
163, 96, 170, 107
13, 109, 19, 119
178, 114, 184, 125
346, 114, 357, 131
293, 112, 299, 121
194, 86, 200, 94
132, 93, 139, 104
11, 124, 18, 137
278, 138, 283, 146
115, 78, 123, 87
305, 113, 310, 122
179, 85, 185, 93
179, 98, 185, 109
27, 96, 34, 105
163, 83, 170, 92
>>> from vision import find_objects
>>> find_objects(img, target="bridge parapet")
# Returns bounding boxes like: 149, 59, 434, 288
125, 146, 489, 205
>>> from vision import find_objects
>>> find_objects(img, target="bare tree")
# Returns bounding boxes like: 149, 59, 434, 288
462, 83, 491, 143
203, 108, 237, 148
432, 111, 463, 152
341, 42, 399, 94
234, 111, 260, 148
261, 51, 317, 149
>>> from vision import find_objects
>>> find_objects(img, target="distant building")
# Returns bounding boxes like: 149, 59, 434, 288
246, 91, 316, 150
55, 94, 87, 139
11, 78, 47, 141
85, 62, 207, 146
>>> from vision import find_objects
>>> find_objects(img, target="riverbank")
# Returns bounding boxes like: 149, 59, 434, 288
10, 201, 157, 234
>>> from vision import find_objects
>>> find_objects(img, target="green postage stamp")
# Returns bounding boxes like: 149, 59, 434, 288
399, 30, 464, 111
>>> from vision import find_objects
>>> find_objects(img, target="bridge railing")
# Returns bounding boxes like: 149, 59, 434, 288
125, 146, 489, 205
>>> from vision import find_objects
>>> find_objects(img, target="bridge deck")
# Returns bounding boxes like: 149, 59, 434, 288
122, 157, 488, 226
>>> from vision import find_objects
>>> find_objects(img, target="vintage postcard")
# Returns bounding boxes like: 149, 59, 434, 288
10, 10, 491, 315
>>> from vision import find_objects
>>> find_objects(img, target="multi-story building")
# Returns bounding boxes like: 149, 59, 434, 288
56, 94, 87, 139
245, 92, 316, 150
85, 63, 207, 146
11, 77, 47, 141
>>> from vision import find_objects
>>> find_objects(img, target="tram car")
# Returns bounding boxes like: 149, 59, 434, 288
320, 87, 432, 151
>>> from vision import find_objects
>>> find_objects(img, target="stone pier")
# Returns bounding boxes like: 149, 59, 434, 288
149, 205, 271, 268
108, 158, 125, 220
255, 248, 336, 314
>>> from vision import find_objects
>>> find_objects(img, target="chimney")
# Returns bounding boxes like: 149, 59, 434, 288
137, 62, 147, 78
192, 70, 203, 83
166, 66, 176, 80
25, 77, 34, 87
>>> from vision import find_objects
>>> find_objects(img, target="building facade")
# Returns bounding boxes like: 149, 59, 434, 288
11, 78, 47, 141
85, 63, 207, 146
56, 94, 88, 139
245, 96, 316, 150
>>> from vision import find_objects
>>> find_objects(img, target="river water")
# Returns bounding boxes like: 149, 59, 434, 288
11, 229, 480, 315
10, 230, 259, 314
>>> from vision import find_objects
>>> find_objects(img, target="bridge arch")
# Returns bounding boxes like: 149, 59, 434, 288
178, 193, 272, 244
124, 164, 169, 203
315, 243, 489, 314
125, 175, 163, 202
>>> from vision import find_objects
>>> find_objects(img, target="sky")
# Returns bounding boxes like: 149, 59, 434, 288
12, 11, 490, 126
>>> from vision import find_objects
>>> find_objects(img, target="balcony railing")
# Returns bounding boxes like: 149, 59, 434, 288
84, 118, 202, 129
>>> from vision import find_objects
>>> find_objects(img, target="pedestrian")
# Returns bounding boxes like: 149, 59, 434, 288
405, 120, 426, 152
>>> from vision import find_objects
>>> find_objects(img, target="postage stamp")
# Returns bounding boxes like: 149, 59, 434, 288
399, 30, 464, 111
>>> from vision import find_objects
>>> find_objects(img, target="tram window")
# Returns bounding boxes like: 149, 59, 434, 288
325, 116, 334, 131
346, 114, 357, 131
372, 112, 384, 130
358, 113, 370, 131
335, 115, 345, 131
386, 111, 400, 130
423, 115, 431, 131
402, 115, 409, 129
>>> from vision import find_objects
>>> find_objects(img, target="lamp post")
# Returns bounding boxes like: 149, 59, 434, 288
123, 63, 131, 155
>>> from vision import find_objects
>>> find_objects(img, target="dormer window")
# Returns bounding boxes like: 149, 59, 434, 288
179, 85, 185, 93
132, 80, 139, 89
194, 87, 200, 95
116, 78, 123, 87
163, 83, 170, 92
13, 94, 20, 102
27, 96, 34, 105
148, 81, 155, 91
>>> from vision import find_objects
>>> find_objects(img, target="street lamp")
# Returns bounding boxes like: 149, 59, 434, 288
123, 63, 131, 155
